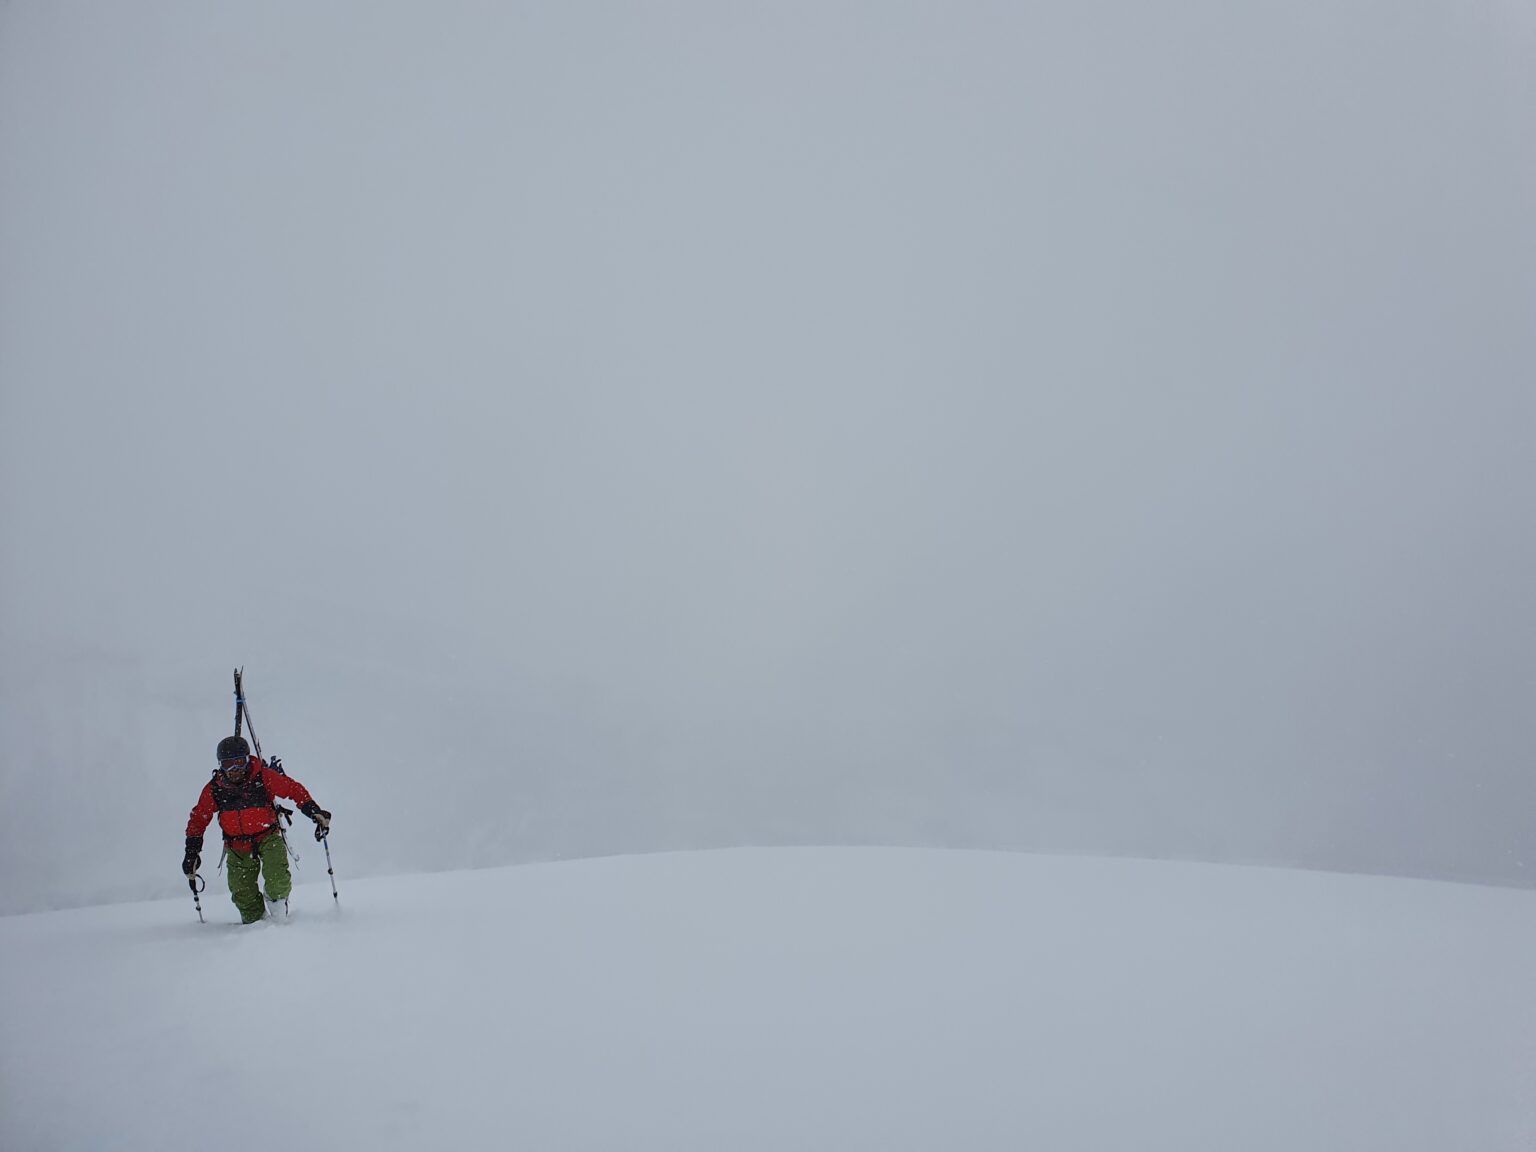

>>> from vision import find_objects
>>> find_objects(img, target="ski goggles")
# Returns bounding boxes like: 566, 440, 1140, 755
219, 757, 249, 771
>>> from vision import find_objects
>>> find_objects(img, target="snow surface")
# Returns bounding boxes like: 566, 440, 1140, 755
4, 847, 1534, 1150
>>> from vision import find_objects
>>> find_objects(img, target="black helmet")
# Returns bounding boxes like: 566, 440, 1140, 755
216, 735, 250, 763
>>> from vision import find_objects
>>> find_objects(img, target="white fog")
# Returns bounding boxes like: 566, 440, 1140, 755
1, 1, 1532, 913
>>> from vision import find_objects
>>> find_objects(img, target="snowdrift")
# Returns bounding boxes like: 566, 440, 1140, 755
3, 847, 1533, 1150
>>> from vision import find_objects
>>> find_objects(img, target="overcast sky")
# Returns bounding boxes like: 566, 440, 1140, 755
2, 0, 1532, 912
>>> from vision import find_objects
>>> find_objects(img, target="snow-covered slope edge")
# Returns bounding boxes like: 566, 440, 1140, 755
4, 847, 1533, 1151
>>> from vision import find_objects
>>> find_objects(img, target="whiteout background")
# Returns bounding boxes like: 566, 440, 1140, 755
2, 1, 1534, 913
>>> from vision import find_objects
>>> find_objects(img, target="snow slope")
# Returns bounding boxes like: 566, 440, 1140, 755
3, 847, 1533, 1150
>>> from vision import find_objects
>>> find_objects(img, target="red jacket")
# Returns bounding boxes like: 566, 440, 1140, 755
186, 757, 317, 853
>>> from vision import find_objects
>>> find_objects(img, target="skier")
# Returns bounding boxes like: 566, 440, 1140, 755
182, 735, 332, 924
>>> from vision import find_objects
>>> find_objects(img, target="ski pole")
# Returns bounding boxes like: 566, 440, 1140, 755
189, 872, 206, 923
322, 835, 339, 905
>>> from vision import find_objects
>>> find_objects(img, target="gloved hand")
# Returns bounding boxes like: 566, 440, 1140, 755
267, 756, 285, 776
300, 802, 332, 841
182, 835, 203, 876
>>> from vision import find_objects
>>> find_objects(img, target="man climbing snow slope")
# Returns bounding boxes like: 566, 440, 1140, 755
183, 735, 332, 923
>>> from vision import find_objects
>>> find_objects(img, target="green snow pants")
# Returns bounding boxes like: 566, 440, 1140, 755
226, 832, 292, 923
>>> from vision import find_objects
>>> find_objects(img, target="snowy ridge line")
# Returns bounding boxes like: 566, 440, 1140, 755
3, 847, 1534, 1152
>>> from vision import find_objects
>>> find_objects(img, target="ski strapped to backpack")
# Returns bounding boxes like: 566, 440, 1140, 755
231, 667, 339, 908
233, 667, 298, 868
232, 666, 263, 758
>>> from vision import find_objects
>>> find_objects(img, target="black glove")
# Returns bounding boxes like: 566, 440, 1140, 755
182, 835, 203, 877
300, 802, 331, 841
267, 756, 285, 776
